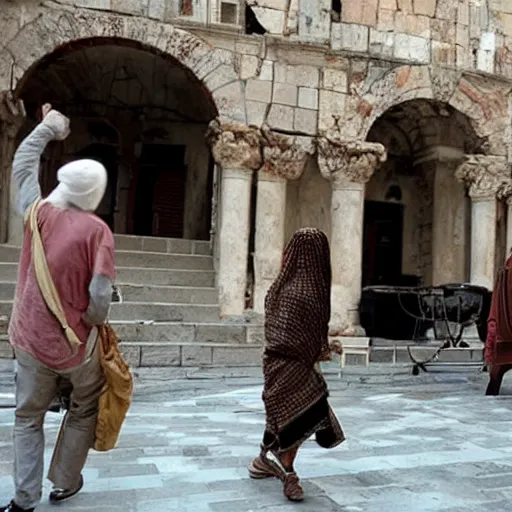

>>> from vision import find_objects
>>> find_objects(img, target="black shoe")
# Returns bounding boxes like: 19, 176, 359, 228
0, 501, 34, 512
49, 475, 84, 504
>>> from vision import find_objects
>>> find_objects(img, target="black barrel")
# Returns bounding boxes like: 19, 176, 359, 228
359, 286, 424, 340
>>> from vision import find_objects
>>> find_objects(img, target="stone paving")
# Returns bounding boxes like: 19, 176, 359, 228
0, 364, 512, 511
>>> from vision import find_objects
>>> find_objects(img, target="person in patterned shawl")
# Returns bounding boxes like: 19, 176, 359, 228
248, 228, 345, 501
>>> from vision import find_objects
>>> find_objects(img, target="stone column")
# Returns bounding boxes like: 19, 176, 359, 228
253, 131, 313, 314
0, 92, 25, 246
506, 197, 512, 257
428, 151, 468, 285
206, 119, 262, 317
317, 137, 386, 334
456, 155, 511, 290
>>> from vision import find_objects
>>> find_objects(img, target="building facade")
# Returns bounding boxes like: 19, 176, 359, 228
0, 0, 512, 334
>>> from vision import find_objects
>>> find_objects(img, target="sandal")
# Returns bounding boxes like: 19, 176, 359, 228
283, 472, 304, 502
248, 453, 284, 480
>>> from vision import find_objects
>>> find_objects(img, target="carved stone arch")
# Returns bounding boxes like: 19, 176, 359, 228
341, 64, 509, 156
3, 5, 246, 123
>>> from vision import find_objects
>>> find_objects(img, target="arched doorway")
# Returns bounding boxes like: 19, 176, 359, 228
16, 37, 218, 240
363, 99, 489, 288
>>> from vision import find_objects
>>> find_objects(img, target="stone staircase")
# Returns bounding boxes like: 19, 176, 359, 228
0, 235, 264, 368
0, 235, 486, 371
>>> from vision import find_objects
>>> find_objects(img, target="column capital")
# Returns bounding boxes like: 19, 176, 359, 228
205, 118, 262, 172
455, 154, 512, 200
317, 136, 387, 187
259, 128, 314, 181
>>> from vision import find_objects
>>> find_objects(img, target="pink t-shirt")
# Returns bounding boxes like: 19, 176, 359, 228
9, 202, 116, 370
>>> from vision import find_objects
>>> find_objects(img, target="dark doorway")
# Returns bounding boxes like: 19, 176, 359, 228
362, 201, 404, 287
134, 144, 187, 238
74, 144, 118, 230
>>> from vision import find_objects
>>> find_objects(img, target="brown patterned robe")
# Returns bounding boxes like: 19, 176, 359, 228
261, 228, 345, 452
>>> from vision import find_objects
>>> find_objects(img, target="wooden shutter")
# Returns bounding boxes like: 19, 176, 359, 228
152, 166, 187, 238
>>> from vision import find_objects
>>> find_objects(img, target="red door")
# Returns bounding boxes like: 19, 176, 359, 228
152, 166, 187, 238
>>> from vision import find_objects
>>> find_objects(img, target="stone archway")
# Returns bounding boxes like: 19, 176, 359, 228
2, 5, 246, 123
12, 36, 228, 242
0, 6, 249, 245
337, 65, 511, 159
364, 97, 511, 293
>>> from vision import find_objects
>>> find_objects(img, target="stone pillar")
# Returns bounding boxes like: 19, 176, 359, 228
205, 119, 262, 317
253, 131, 313, 314
317, 137, 386, 334
506, 197, 512, 257
429, 152, 468, 285
456, 155, 511, 290
0, 92, 25, 246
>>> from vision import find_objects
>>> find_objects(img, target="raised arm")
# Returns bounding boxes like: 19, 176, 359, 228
12, 104, 70, 216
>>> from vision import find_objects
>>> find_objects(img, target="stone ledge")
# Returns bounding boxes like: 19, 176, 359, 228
120, 342, 263, 368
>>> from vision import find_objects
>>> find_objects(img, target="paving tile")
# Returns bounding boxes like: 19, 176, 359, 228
0, 368, 511, 510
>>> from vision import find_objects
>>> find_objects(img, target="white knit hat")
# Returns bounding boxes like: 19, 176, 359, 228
53, 159, 107, 212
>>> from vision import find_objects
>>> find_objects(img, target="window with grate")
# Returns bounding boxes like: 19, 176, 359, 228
220, 0, 239, 24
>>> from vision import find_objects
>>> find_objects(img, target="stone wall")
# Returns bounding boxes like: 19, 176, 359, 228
1, 2, 511, 152
25, 0, 512, 80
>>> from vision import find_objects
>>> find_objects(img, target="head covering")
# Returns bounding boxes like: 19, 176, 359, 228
46, 159, 107, 212
266, 228, 331, 328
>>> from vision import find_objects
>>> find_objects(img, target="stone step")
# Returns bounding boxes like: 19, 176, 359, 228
0, 246, 213, 270
119, 341, 263, 368
0, 281, 218, 304
0, 335, 485, 369
0, 263, 216, 287
111, 321, 264, 344
114, 235, 210, 255
111, 302, 220, 322
0, 337, 263, 367
116, 284, 218, 304
0, 301, 221, 323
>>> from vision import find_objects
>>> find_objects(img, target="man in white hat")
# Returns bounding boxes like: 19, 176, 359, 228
1, 104, 116, 512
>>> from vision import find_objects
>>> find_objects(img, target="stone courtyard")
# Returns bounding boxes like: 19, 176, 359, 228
1, 363, 512, 511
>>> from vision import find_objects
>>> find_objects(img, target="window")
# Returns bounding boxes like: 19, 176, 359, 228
220, 1, 238, 23
180, 0, 193, 16
332, 0, 341, 22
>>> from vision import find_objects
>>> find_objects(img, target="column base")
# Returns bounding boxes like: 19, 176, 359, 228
329, 292, 366, 336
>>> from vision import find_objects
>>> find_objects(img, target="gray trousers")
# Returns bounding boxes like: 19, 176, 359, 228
13, 334, 104, 509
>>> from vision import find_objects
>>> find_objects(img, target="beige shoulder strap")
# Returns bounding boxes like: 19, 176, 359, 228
29, 201, 82, 347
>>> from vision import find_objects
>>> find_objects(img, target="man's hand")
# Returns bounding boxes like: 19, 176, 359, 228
40, 103, 70, 140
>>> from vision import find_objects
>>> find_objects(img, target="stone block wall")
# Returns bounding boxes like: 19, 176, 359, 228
2, 2, 512, 145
